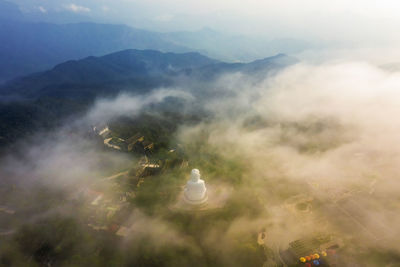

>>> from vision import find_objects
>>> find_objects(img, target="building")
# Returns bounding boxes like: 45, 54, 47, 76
183, 169, 208, 205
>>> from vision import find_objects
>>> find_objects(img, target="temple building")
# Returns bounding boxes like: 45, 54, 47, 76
183, 169, 208, 205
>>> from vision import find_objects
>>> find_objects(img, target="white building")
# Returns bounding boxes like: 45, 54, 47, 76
183, 169, 208, 205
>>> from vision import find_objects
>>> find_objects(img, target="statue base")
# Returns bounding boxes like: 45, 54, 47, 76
169, 184, 231, 212
183, 193, 208, 206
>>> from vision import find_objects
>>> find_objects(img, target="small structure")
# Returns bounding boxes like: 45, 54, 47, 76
98, 126, 111, 138
104, 138, 123, 151
257, 230, 267, 245
279, 233, 341, 266
183, 169, 208, 205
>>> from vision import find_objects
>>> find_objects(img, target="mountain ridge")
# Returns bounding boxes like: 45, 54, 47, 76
0, 48, 297, 144
0, 49, 219, 97
1, 49, 296, 98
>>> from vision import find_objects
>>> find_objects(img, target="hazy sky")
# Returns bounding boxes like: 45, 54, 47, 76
11, 0, 400, 45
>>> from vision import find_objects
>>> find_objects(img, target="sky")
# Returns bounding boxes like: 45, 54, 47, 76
10, 0, 400, 44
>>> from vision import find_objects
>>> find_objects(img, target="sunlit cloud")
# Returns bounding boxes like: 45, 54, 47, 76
153, 13, 174, 22
64, 3, 91, 13
37, 6, 47, 13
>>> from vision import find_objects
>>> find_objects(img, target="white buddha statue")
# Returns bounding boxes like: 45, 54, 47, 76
183, 169, 208, 205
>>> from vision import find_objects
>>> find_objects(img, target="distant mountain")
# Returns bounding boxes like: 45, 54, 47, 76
0, 5, 310, 84
380, 62, 400, 72
0, 21, 191, 83
195, 53, 298, 79
161, 27, 312, 62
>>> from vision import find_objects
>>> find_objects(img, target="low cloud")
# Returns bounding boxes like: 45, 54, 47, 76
177, 61, 400, 260
2, 61, 400, 266
85, 88, 193, 124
